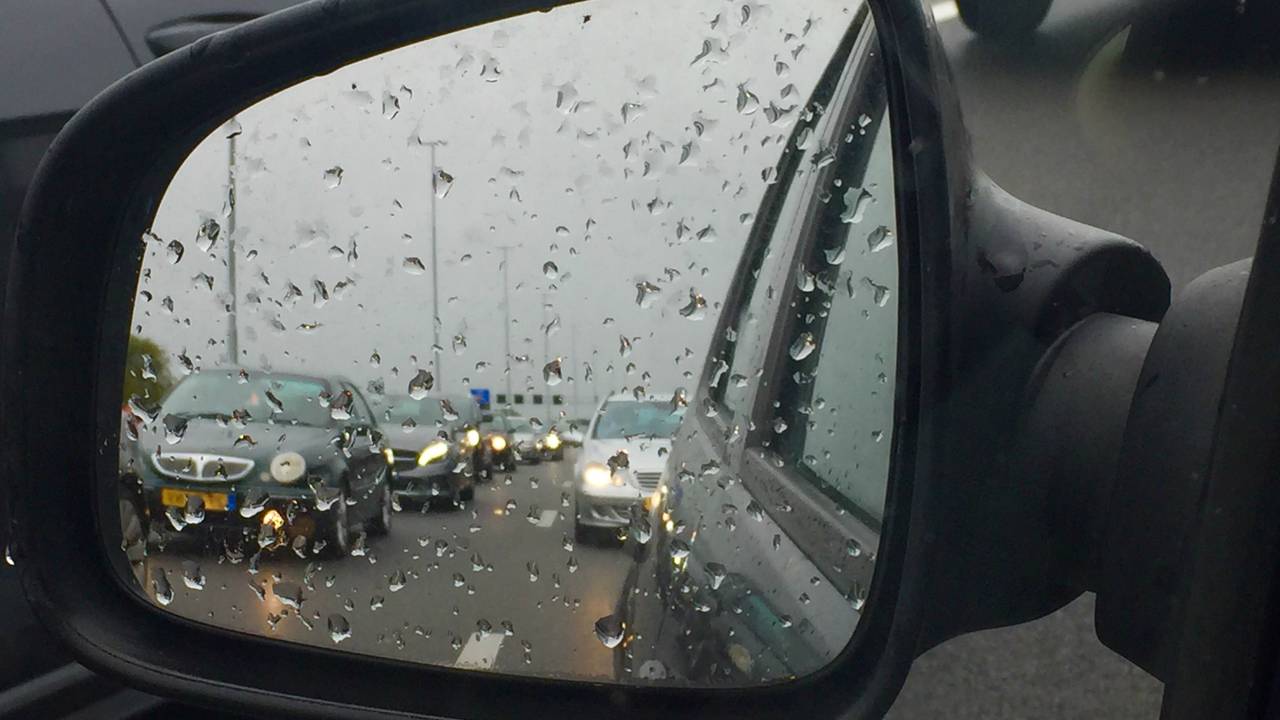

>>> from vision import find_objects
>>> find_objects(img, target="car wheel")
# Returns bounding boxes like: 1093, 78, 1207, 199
368, 480, 392, 536
956, 0, 1052, 41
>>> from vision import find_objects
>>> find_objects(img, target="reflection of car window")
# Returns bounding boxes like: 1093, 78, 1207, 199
161, 372, 330, 427
591, 401, 684, 439
773, 49, 896, 528
714, 37, 861, 421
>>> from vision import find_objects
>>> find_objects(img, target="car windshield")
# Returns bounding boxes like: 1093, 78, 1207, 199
380, 396, 449, 428
591, 401, 684, 439
510, 419, 534, 434
159, 372, 330, 427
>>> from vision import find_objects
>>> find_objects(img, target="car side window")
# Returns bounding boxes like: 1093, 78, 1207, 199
770, 51, 897, 528
713, 35, 865, 422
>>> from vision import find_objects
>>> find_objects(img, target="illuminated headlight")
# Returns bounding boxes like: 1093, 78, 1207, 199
464, 428, 481, 447
582, 463, 611, 488
490, 435, 508, 451
543, 433, 561, 450
418, 440, 450, 466
269, 452, 306, 484
382, 447, 395, 464
261, 509, 285, 530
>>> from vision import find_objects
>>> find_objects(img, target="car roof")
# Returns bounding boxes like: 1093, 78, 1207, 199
194, 368, 334, 388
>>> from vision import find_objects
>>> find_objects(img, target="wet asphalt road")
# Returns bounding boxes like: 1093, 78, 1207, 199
889, 1, 1280, 718
141, 448, 632, 681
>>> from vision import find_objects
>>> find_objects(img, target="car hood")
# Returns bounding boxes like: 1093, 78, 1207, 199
579, 437, 671, 473
136, 418, 340, 467
380, 425, 451, 452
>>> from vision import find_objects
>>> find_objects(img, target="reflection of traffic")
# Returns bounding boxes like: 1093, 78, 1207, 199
117, 374, 868, 687
377, 393, 482, 507
120, 370, 393, 558
572, 394, 683, 542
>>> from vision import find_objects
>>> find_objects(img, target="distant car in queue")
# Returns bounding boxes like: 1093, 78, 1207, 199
572, 393, 683, 542
509, 417, 563, 463
481, 413, 517, 472
122, 369, 393, 558
447, 394, 489, 478
376, 394, 476, 507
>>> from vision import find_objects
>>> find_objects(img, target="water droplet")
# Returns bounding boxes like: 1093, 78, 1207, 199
706, 562, 727, 590
746, 500, 765, 522
408, 369, 434, 399
328, 614, 351, 643
240, 486, 270, 515
618, 336, 633, 358
824, 246, 846, 265
866, 225, 894, 253
323, 166, 343, 188
452, 334, 467, 355
543, 260, 559, 280
166, 240, 184, 264
736, 85, 760, 115
594, 614, 625, 648
679, 291, 707, 320
845, 538, 864, 557
433, 168, 454, 198
196, 219, 220, 253
370, 351, 381, 367
670, 539, 691, 561
527, 561, 540, 583
153, 570, 174, 605
543, 358, 563, 386
635, 281, 660, 308
789, 332, 817, 360
840, 188, 873, 224
863, 278, 891, 306
403, 257, 427, 275
772, 417, 788, 433
181, 561, 205, 590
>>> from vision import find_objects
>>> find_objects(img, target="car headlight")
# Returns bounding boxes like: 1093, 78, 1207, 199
582, 463, 611, 487
464, 428, 481, 447
417, 440, 450, 466
544, 433, 561, 450
490, 435, 507, 451
382, 447, 395, 464
270, 452, 306, 484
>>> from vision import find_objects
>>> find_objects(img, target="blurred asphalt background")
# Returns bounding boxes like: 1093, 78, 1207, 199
888, 0, 1280, 717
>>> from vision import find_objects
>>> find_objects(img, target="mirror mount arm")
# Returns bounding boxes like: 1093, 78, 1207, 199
916, 174, 1172, 651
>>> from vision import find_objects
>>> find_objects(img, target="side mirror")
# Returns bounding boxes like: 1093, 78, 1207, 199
7, 0, 1280, 718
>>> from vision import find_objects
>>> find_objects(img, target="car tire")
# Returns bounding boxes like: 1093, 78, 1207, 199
367, 480, 393, 536
956, 0, 1052, 41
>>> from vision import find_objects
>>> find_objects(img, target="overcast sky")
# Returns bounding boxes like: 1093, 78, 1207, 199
131, 0, 858, 420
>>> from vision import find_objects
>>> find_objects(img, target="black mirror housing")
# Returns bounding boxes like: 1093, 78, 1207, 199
2, 0, 1176, 718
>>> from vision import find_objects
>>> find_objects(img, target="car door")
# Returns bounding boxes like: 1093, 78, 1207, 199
341, 381, 383, 516
619, 13, 894, 683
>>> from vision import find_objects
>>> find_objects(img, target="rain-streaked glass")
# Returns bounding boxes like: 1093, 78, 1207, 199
114, 0, 899, 687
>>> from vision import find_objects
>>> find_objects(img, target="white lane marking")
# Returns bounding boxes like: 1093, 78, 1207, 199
932, 1, 959, 23
455, 631, 505, 670
535, 509, 559, 527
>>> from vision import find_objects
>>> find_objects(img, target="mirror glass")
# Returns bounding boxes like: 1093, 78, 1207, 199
115, 0, 899, 687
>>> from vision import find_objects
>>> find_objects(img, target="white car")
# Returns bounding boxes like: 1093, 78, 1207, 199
572, 393, 685, 542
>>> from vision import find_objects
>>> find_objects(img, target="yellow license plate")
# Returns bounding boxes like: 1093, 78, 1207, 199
161, 489, 230, 512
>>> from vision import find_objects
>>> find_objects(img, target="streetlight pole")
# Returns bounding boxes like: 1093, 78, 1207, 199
427, 141, 443, 388
226, 118, 239, 365
499, 246, 514, 407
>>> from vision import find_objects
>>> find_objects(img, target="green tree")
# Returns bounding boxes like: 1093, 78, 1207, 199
122, 335, 174, 407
